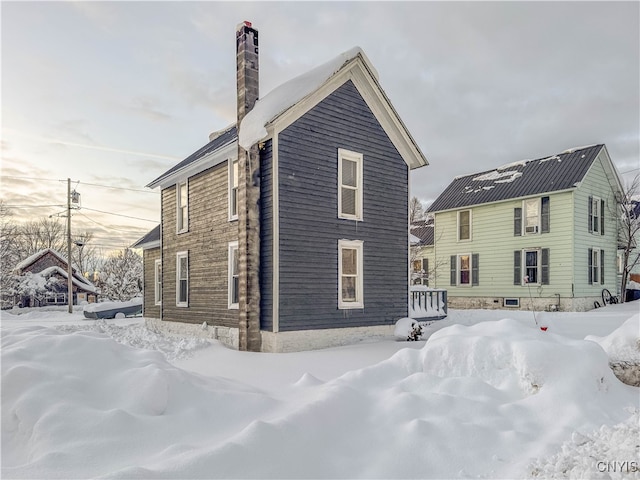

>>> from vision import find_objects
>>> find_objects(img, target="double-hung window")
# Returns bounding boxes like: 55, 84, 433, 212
588, 248, 605, 285
450, 253, 479, 287
589, 196, 605, 235
515, 197, 549, 235
514, 248, 550, 286
177, 181, 188, 233
458, 210, 471, 241
176, 251, 188, 307
338, 240, 363, 308
338, 149, 363, 220
412, 258, 429, 286
154, 259, 162, 305
229, 158, 239, 221
228, 241, 239, 309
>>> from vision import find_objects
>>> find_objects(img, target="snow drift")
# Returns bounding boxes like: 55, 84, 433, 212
2, 316, 637, 479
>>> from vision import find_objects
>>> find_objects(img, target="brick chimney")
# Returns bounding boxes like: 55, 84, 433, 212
236, 21, 261, 352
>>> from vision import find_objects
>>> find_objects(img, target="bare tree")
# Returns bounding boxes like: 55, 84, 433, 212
17, 217, 66, 256
71, 231, 103, 281
409, 196, 426, 224
617, 174, 640, 301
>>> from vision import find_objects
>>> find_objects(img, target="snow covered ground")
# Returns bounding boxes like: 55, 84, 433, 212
2, 302, 639, 479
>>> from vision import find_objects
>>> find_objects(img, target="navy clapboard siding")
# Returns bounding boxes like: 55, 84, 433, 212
260, 139, 274, 331
275, 80, 408, 332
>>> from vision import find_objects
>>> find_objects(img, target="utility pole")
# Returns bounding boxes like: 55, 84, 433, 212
67, 178, 73, 313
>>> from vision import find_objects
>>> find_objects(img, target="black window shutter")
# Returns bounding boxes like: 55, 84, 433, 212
588, 248, 593, 284
472, 253, 479, 286
541, 197, 550, 233
541, 248, 549, 285
514, 208, 522, 236
450, 256, 457, 286
588, 196, 593, 233
600, 199, 605, 236
600, 249, 605, 284
514, 251, 521, 285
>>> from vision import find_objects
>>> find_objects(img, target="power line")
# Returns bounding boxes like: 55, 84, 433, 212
77, 181, 159, 194
2, 175, 159, 194
80, 207, 158, 223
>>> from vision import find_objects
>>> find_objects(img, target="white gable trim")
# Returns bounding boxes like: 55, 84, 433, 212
262, 56, 428, 170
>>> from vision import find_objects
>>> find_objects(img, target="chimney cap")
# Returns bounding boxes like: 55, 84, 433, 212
237, 20, 254, 31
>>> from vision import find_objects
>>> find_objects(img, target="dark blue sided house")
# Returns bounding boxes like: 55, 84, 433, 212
142, 22, 428, 352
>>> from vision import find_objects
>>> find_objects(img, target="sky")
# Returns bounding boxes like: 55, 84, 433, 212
1, 1, 639, 254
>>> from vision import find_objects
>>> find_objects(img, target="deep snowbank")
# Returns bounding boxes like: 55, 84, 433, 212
2, 316, 637, 479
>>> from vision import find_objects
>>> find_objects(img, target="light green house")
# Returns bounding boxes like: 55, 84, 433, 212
424, 144, 624, 312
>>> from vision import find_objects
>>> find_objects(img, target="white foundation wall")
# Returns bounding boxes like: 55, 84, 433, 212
145, 318, 239, 350
261, 325, 396, 353
146, 318, 396, 353
446, 296, 602, 312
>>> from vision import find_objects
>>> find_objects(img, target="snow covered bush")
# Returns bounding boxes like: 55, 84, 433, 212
96, 248, 143, 301
394, 317, 423, 341
9, 271, 66, 307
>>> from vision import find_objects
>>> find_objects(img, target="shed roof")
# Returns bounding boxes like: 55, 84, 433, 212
427, 144, 605, 213
131, 224, 161, 249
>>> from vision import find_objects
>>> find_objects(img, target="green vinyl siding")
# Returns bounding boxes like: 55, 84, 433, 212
432, 190, 575, 299
572, 151, 619, 297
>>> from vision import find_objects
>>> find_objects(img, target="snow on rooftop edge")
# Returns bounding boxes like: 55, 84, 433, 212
238, 47, 370, 150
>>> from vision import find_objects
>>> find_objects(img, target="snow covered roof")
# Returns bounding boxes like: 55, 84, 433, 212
131, 225, 160, 250
35, 266, 98, 293
15, 248, 69, 272
410, 223, 434, 246
427, 144, 613, 213
15, 248, 96, 291
147, 46, 427, 190
238, 47, 374, 150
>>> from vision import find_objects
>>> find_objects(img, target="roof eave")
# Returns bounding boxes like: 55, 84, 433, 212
146, 141, 238, 189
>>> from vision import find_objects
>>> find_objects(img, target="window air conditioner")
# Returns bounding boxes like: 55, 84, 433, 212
525, 225, 539, 234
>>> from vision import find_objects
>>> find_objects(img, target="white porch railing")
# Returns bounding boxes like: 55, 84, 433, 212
409, 286, 447, 320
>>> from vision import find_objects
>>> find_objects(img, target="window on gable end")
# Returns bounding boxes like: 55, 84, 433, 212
338, 240, 363, 308
338, 149, 363, 220
589, 196, 604, 235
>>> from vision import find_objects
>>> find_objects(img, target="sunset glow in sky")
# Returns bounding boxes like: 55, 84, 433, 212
2, 2, 638, 253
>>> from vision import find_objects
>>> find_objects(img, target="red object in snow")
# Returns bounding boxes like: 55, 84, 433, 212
540, 326, 548, 331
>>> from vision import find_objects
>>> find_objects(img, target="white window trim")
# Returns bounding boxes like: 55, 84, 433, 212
591, 247, 601, 285
523, 198, 541, 235
176, 180, 189, 234
591, 196, 602, 234
521, 248, 541, 286
457, 209, 472, 242
338, 239, 364, 309
457, 253, 473, 287
228, 241, 239, 309
337, 148, 363, 221
154, 259, 162, 306
176, 251, 188, 307
228, 158, 239, 222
